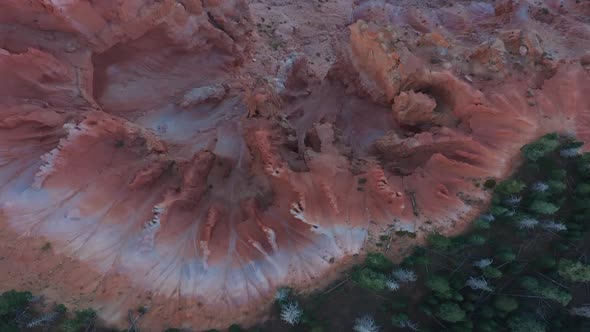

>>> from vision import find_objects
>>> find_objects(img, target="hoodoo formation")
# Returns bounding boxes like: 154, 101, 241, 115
0, 0, 589, 330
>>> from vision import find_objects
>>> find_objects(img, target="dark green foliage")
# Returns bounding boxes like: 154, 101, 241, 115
478, 319, 497, 332
507, 314, 545, 332
461, 301, 475, 312
490, 204, 509, 216
480, 305, 495, 319
534, 256, 556, 269
228, 325, 246, 332
483, 179, 497, 189
557, 258, 590, 282
561, 137, 584, 150
390, 296, 410, 310
0, 290, 32, 331
165, 329, 183, 332
576, 183, 590, 195
425, 275, 452, 299
395, 230, 417, 238
450, 235, 468, 248
521, 133, 560, 161
0, 290, 32, 316
468, 234, 486, 246
495, 248, 517, 262
493, 296, 518, 312
549, 169, 567, 180
0, 323, 18, 332
62, 308, 97, 332
520, 276, 571, 305
391, 313, 410, 328
364, 252, 393, 272
274, 287, 292, 305
529, 200, 559, 215
546, 179, 567, 194
496, 179, 527, 196
402, 248, 431, 267
419, 304, 433, 316
56, 304, 67, 315
482, 266, 502, 279
473, 218, 491, 229
427, 233, 452, 250
435, 302, 465, 322
575, 153, 590, 177
351, 268, 387, 291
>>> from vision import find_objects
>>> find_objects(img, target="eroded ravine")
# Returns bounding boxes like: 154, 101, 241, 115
0, 0, 589, 330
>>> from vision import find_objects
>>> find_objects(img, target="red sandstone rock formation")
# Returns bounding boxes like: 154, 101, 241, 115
0, 0, 589, 330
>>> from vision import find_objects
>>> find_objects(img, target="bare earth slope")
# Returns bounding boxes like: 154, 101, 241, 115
0, 0, 589, 330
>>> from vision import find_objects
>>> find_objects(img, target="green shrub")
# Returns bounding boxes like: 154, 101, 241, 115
229, 325, 246, 332
462, 302, 475, 312
561, 138, 584, 150
425, 275, 452, 299
395, 230, 417, 238
557, 259, 590, 282
468, 234, 487, 246
0, 290, 32, 317
576, 183, 590, 195
534, 256, 556, 269
483, 266, 503, 279
546, 180, 567, 194
351, 268, 388, 291
549, 169, 567, 180
427, 233, 452, 250
490, 205, 509, 216
493, 296, 518, 312
403, 250, 430, 267
529, 200, 559, 215
575, 153, 590, 177
521, 133, 560, 161
484, 179, 497, 189
508, 313, 546, 332
391, 313, 410, 328
496, 179, 527, 196
495, 248, 517, 262
480, 305, 495, 319
436, 302, 466, 323
364, 252, 393, 272
478, 319, 498, 332
473, 218, 491, 229
520, 277, 571, 306
62, 309, 97, 332
420, 304, 433, 316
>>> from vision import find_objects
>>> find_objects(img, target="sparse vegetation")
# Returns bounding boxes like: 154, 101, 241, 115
0, 289, 102, 332
62, 308, 97, 332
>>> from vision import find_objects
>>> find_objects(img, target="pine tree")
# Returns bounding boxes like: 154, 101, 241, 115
436, 302, 466, 323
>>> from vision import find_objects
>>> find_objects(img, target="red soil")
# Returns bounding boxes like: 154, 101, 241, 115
0, 0, 588, 330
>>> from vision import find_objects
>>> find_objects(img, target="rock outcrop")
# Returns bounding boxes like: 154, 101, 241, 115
0, 0, 588, 330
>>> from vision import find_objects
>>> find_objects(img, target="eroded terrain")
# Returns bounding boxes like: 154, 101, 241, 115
0, 0, 589, 330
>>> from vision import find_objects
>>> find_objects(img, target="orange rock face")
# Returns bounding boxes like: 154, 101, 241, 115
0, 0, 589, 330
